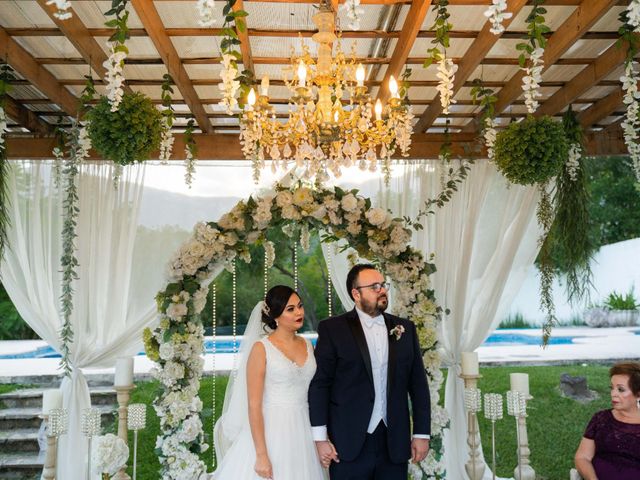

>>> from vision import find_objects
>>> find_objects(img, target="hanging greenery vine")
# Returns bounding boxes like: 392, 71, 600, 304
103, 0, 130, 111
184, 118, 198, 188
0, 64, 13, 266
52, 119, 67, 189
159, 74, 175, 163
618, 3, 640, 181
59, 76, 95, 376
470, 78, 498, 160
219, 0, 254, 114
424, 0, 457, 115
516, 0, 549, 114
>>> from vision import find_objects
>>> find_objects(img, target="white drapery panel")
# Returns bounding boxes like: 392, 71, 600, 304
0, 161, 153, 480
378, 161, 541, 480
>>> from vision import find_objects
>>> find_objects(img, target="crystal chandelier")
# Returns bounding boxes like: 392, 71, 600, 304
239, 0, 414, 182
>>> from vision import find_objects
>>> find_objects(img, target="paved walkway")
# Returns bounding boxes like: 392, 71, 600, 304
0, 327, 638, 382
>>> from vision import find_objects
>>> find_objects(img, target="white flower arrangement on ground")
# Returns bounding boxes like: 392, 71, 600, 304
621, 59, 640, 180
436, 57, 458, 114
218, 54, 240, 115
522, 46, 544, 114
103, 43, 127, 112
484, 0, 512, 35
92, 433, 129, 477
46, 0, 72, 20
197, 0, 216, 27
342, 0, 364, 30
145, 182, 448, 479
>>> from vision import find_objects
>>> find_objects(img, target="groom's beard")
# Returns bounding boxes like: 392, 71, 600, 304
360, 294, 388, 317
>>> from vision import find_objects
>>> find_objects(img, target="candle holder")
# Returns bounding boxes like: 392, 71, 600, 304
113, 385, 135, 480
42, 408, 68, 480
127, 403, 147, 480
484, 393, 504, 480
507, 391, 535, 480
460, 374, 485, 480
82, 407, 102, 480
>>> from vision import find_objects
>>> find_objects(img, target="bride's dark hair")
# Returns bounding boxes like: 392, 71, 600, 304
262, 285, 298, 330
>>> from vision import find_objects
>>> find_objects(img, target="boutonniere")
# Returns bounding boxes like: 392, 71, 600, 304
389, 325, 405, 341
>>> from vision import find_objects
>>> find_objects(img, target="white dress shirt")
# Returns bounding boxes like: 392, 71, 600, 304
312, 308, 429, 441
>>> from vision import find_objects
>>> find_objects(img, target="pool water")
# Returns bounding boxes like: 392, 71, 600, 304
0, 331, 580, 359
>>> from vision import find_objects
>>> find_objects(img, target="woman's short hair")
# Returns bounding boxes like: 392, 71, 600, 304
262, 285, 298, 330
609, 361, 640, 396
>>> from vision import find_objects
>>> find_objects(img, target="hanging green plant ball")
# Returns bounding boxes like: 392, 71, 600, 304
88, 92, 162, 166
493, 116, 569, 185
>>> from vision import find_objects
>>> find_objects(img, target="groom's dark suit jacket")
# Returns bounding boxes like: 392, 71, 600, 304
308, 309, 431, 464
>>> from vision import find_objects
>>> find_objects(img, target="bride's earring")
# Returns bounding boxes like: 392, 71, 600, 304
275, 320, 279, 327
637, 398, 640, 410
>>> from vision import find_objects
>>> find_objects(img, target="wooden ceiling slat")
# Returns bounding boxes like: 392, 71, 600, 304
534, 38, 633, 117
376, 0, 431, 105
466, 0, 619, 132
0, 26, 78, 117
233, 0, 255, 75
131, 0, 212, 133
414, 0, 528, 133
3, 95, 52, 134
577, 87, 625, 128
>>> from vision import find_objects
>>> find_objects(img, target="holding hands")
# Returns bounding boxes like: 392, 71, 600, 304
315, 440, 339, 468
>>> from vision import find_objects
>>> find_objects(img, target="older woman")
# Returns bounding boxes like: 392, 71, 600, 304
574, 362, 640, 480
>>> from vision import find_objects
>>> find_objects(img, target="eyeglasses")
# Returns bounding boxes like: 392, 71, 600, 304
354, 282, 390, 293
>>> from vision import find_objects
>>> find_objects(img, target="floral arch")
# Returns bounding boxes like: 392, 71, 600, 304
144, 182, 449, 480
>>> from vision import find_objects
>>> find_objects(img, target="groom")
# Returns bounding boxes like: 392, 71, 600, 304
309, 264, 431, 479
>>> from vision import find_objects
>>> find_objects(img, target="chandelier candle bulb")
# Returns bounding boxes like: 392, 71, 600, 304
261, 76, 269, 96
42, 390, 62, 414
356, 64, 365, 87
510, 373, 530, 397
389, 75, 399, 99
114, 357, 134, 387
461, 351, 479, 376
247, 88, 256, 111
297, 60, 307, 87
374, 99, 382, 121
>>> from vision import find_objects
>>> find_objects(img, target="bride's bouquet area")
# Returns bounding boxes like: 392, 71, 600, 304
144, 182, 449, 479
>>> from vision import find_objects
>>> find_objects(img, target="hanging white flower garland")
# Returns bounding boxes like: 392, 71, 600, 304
436, 57, 458, 114
197, 0, 217, 27
103, 43, 127, 112
627, 0, 640, 29
158, 117, 175, 163
565, 143, 581, 182
0, 107, 7, 149
46, 0, 73, 20
483, 116, 498, 161
522, 46, 544, 114
342, 0, 364, 30
145, 184, 448, 480
621, 59, 640, 179
484, 0, 512, 35
218, 54, 240, 115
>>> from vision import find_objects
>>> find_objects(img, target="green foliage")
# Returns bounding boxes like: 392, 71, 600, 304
603, 288, 639, 311
0, 64, 16, 266
470, 78, 498, 130
498, 313, 534, 329
88, 92, 162, 165
161, 74, 175, 127
618, 8, 640, 63
424, 0, 452, 68
185, 118, 197, 158
104, 0, 130, 45
516, 0, 550, 67
220, 0, 254, 106
586, 156, 640, 246
0, 282, 38, 340
494, 116, 568, 185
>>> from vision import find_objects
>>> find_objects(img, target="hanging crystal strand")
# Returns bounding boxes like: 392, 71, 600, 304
293, 243, 298, 291
211, 282, 217, 469
326, 249, 333, 317
264, 247, 269, 299
232, 260, 237, 379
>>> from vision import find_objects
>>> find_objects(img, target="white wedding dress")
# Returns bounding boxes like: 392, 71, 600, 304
212, 303, 326, 480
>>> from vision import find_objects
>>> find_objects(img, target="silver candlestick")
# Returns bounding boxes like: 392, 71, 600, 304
484, 393, 504, 480
461, 378, 485, 480
127, 403, 147, 480
507, 390, 534, 480
42, 408, 68, 480
81, 407, 102, 480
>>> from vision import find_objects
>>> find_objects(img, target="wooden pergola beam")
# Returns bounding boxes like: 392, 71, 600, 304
131, 0, 212, 133
3, 95, 53, 135
414, 0, 527, 133
0, 26, 78, 117
376, 0, 431, 105
467, 0, 618, 131
577, 87, 624, 129
535, 38, 635, 118
233, 0, 255, 75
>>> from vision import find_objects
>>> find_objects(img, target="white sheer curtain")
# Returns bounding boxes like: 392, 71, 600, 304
323, 161, 541, 479
0, 161, 154, 480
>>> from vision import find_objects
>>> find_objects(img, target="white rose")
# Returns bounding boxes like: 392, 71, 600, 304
365, 207, 387, 226
275, 190, 293, 207
341, 193, 358, 212
292, 187, 314, 206
166, 303, 188, 320
159, 343, 175, 360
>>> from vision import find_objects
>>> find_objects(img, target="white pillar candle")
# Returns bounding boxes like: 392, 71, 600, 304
42, 389, 62, 414
461, 351, 479, 376
114, 357, 134, 387
510, 373, 530, 397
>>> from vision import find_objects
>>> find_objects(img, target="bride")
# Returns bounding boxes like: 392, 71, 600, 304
212, 285, 329, 479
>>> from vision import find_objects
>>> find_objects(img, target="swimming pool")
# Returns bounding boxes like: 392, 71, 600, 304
0, 331, 580, 359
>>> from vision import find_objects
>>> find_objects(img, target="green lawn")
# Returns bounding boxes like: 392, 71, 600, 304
118, 365, 610, 479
